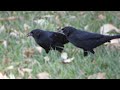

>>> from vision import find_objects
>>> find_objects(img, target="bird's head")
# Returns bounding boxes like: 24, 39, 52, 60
27, 29, 43, 38
58, 26, 76, 37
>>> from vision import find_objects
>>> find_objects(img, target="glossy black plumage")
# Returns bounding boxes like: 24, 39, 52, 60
59, 26, 120, 56
27, 29, 69, 53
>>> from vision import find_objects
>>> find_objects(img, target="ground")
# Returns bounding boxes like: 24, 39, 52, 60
0, 11, 120, 79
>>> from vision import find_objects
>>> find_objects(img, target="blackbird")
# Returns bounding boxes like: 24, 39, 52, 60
27, 29, 69, 53
59, 26, 120, 56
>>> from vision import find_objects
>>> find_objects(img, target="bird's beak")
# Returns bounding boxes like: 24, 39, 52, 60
27, 33, 32, 37
58, 30, 64, 35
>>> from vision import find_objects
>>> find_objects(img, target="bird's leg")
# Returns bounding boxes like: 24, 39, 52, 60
56, 47, 64, 53
58, 49, 63, 53
90, 50, 95, 54
56, 45, 64, 53
45, 49, 50, 54
106, 40, 111, 43
84, 50, 88, 56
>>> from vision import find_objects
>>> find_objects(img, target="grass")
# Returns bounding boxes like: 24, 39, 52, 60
0, 11, 120, 79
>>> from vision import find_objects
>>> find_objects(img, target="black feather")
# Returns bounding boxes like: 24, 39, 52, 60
60, 26, 120, 56
28, 29, 69, 53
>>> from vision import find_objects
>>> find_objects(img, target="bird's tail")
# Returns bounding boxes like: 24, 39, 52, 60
94, 35, 120, 48
100, 35, 120, 44
109, 35, 120, 40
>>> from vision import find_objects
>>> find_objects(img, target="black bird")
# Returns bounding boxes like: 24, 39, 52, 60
27, 29, 69, 53
58, 26, 120, 56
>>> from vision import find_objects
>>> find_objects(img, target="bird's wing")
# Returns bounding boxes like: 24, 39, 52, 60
73, 31, 104, 41
50, 32, 69, 44
36, 32, 53, 48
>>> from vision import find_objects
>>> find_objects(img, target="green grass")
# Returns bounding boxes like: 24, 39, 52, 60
0, 11, 120, 79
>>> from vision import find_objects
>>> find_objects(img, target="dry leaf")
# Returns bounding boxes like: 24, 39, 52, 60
28, 74, 33, 79
2, 40, 7, 48
55, 15, 62, 27
18, 68, 32, 78
37, 72, 50, 79
44, 56, 50, 62
110, 39, 120, 44
62, 57, 74, 64
84, 25, 89, 30
9, 73, 15, 79
61, 52, 68, 60
35, 46, 43, 53
18, 68, 24, 77
100, 24, 120, 35
6, 66, 14, 70
61, 52, 74, 64
22, 68, 32, 73
42, 15, 54, 18
23, 48, 34, 58
0, 16, 19, 21
69, 16, 76, 19
34, 19, 45, 24
7, 16, 18, 20
105, 39, 120, 47
88, 72, 106, 79
10, 32, 19, 38
10, 29, 22, 39
24, 24, 31, 31
100, 24, 120, 48
2, 57, 11, 65
16, 77, 22, 79
98, 14, 106, 20
0, 25, 5, 33
80, 12, 85, 15
34, 19, 49, 26
0, 72, 9, 79
0, 40, 6, 46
